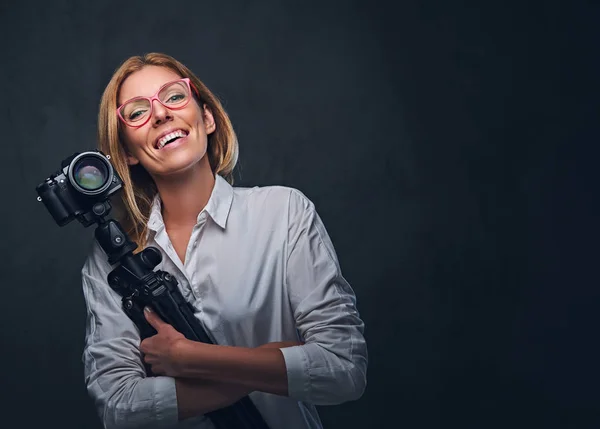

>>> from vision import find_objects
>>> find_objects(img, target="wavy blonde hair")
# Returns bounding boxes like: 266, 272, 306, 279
97, 53, 238, 251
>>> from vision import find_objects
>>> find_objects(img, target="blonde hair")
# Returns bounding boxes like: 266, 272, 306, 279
97, 53, 238, 251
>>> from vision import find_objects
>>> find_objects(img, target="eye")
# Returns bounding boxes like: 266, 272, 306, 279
128, 108, 148, 121
164, 92, 186, 104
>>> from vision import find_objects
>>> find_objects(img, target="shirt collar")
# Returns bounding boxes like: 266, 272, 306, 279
147, 174, 233, 232
202, 174, 233, 229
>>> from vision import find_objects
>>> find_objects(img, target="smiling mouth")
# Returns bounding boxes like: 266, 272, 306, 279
155, 130, 189, 150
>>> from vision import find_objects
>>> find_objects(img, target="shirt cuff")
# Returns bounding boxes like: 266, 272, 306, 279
154, 376, 179, 425
279, 345, 310, 400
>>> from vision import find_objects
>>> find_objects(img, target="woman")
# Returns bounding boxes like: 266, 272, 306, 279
81, 52, 367, 429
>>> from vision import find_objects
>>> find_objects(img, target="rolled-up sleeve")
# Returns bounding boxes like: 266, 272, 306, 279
81, 242, 179, 429
280, 190, 368, 405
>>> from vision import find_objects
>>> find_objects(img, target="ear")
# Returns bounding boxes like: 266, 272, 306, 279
123, 144, 140, 165
126, 154, 140, 166
120, 138, 140, 165
202, 104, 216, 135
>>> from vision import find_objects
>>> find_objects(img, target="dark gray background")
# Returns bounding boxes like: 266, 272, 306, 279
0, 1, 597, 428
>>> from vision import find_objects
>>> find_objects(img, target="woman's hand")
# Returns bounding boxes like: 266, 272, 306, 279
140, 307, 188, 377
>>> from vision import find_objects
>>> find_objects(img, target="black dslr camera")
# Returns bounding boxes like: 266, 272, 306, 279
36, 151, 123, 227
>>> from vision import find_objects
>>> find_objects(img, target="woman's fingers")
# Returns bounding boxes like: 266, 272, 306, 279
143, 307, 168, 331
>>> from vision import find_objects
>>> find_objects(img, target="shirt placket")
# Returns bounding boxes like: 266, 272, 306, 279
150, 228, 197, 302
181, 211, 210, 300
184, 211, 208, 271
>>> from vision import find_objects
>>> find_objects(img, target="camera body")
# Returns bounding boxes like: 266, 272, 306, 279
36, 150, 123, 227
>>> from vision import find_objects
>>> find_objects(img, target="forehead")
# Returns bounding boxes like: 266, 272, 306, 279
119, 66, 182, 104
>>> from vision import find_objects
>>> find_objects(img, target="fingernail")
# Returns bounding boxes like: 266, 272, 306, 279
144, 306, 152, 313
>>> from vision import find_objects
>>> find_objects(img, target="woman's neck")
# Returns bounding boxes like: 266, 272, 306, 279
153, 156, 216, 229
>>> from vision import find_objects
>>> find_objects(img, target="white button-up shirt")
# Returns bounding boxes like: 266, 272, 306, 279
81, 174, 368, 429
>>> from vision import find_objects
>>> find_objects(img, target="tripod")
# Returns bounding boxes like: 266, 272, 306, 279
91, 201, 270, 429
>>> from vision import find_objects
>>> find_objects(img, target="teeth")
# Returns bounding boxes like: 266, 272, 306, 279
157, 130, 187, 149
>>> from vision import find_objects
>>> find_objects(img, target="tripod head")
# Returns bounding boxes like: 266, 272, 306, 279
91, 202, 138, 266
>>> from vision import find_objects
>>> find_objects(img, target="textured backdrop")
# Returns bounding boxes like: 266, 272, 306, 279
0, 1, 597, 428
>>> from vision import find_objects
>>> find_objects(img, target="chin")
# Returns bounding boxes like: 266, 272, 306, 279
155, 150, 210, 177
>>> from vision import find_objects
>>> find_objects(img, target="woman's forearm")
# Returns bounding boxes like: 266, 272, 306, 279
175, 378, 252, 421
174, 341, 302, 420
173, 341, 301, 396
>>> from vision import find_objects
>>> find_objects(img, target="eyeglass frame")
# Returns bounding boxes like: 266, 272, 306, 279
116, 77, 201, 128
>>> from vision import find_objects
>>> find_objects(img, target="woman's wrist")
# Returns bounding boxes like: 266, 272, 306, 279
168, 337, 196, 377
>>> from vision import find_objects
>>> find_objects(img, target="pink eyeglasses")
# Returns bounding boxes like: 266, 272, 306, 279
117, 78, 199, 128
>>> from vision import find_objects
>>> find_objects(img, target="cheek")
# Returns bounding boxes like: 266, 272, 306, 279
122, 128, 146, 151
187, 104, 206, 127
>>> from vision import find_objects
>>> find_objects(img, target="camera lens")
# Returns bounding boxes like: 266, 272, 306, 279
74, 161, 107, 190
68, 152, 114, 195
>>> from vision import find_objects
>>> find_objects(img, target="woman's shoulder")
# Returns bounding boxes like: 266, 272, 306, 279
231, 183, 316, 218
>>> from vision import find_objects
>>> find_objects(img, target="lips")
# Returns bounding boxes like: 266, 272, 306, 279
154, 129, 189, 150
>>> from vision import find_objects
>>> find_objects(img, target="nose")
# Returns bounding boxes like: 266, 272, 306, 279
151, 99, 173, 126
